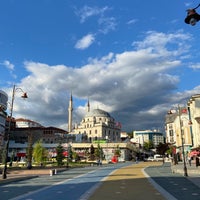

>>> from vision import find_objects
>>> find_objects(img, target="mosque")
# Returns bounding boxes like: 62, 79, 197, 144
67, 94, 121, 143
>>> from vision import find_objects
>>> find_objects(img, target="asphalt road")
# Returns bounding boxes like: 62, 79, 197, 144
1, 163, 131, 200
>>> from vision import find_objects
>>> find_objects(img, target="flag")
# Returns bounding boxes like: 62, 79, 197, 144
115, 122, 122, 129
181, 108, 188, 114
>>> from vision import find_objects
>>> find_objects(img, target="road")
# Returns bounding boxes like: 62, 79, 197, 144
1, 162, 131, 200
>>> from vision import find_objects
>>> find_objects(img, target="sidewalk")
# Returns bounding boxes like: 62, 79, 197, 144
88, 161, 200, 200
170, 161, 200, 189
144, 162, 200, 200
1, 162, 200, 200
88, 162, 167, 200
0, 167, 66, 185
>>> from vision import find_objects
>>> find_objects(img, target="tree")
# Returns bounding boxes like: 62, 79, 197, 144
95, 144, 104, 160
26, 132, 33, 169
56, 143, 65, 166
33, 140, 47, 166
156, 143, 169, 156
143, 141, 154, 151
72, 151, 79, 162
114, 145, 121, 157
90, 144, 95, 160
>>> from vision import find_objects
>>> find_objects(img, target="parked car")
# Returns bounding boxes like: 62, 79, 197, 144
147, 155, 163, 162
147, 156, 155, 161
153, 154, 163, 161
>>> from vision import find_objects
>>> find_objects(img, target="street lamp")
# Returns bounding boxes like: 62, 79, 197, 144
178, 105, 192, 177
185, 4, 200, 26
2, 85, 28, 179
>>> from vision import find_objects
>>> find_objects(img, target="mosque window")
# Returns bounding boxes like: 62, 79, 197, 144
95, 129, 97, 134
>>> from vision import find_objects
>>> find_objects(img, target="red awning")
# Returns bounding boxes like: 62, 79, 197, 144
17, 153, 26, 157
190, 151, 200, 156
63, 151, 68, 157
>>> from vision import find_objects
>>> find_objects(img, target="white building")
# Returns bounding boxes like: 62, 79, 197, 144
15, 118, 43, 128
73, 107, 121, 142
68, 97, 121, 142
187, 94, 200, 148
132, 130, 164, 147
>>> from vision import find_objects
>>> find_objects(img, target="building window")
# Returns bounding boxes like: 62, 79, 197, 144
169, 130, 173, 136
95, 130, 97, 134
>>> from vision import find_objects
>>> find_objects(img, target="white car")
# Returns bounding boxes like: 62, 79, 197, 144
147, 156, 155, 161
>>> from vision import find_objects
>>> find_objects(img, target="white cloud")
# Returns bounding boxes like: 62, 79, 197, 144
12, 31, 200, 131
190, 63, 200, 69
75, 5, 116, 35
127, 19, 138, 25
98, 17, 117, 34
75, 34, 95, 49
75, 5, 110, 23
2, 60, 14, 70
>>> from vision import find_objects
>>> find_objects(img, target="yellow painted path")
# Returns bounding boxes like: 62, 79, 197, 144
88, 162, 166, 200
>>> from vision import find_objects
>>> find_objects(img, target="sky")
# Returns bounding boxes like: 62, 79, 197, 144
1, 0, 200, 133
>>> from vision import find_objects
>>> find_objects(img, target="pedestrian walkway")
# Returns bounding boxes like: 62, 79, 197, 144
1, 162, 200, 200
145, 162, 200, 200
88, 161, 200, 200
88, 162, 166, 200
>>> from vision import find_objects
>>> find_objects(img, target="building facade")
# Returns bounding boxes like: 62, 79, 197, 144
68, 96, 121, 142
73, 108, 121, 142
0, 90, 8, 147
165, 107, 193, 153
15, 118, 43, 128
187, 94, 200, 148
132, 130, 164, 147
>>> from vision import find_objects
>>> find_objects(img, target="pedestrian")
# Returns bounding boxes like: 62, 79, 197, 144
188, 156, 192, 166
135, 156, 138, 163
195, 156, 199, 168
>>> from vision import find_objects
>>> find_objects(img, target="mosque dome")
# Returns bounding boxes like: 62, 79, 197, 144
85, 108, 111, 118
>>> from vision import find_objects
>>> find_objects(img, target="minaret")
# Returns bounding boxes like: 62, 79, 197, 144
68, 93, 73, 133
87, 98, 90, 112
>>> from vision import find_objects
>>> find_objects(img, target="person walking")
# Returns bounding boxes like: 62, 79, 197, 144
195, 156, 199, 168
188, 156, 192, 166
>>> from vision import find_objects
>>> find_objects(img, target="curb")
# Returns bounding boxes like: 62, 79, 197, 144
0, 175, 38, 185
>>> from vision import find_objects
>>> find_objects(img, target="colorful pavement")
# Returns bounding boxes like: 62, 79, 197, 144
1, 161, 200, 200
88, 162, 166, 200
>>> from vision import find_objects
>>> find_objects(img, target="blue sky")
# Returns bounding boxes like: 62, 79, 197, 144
1, 0, 200, 132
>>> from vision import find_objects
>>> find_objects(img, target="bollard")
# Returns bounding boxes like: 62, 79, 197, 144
50, 169, 55, 176
54, 169, 57, 175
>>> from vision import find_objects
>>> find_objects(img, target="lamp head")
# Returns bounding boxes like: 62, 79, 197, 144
185, 9, 200, 25
21, 92, 28, 99
188, 120, 193, 125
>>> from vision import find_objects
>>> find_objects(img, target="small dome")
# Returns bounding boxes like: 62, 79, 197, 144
85, 108, 111, 118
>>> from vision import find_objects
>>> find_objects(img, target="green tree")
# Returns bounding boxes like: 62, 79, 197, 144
114, 145, 121, 157
95, 144, 104, 160
156, 143, 169, 155
56, 143, 65, 166
90, 144, 95, 160
26, 132, 33, 169
143, 141, 154, 151
33, 140, 47, 166
72, 151, 79, 162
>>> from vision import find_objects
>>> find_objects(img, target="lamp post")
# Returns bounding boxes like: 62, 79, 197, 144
178, 105, 188, 177
2, 85, 28, 179
105, 136, 109, 163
